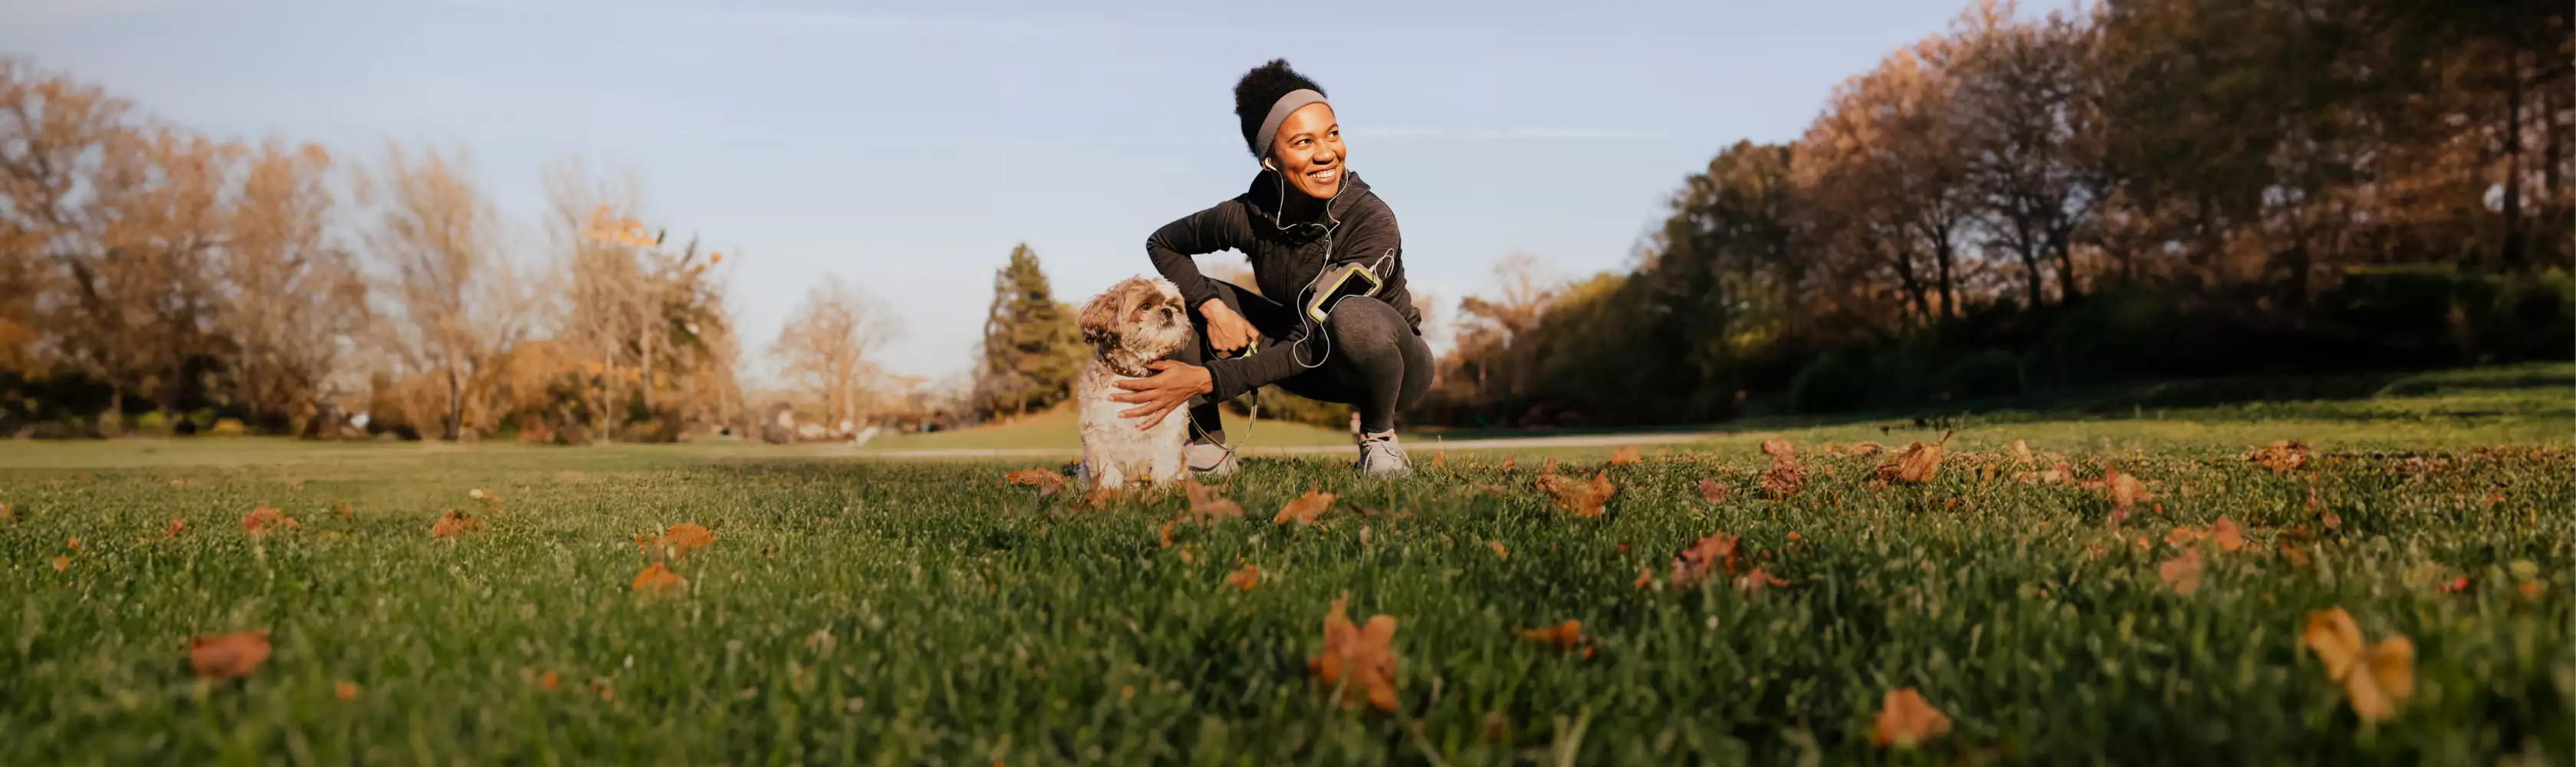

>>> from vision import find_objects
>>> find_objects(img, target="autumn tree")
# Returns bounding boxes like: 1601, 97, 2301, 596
222, 140, 369, 431
360, 143, 525, 440
771, 275, 897, 432
971, 243, 1079, 417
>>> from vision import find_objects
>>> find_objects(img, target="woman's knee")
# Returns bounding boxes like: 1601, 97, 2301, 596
1321, 297, 1405, 357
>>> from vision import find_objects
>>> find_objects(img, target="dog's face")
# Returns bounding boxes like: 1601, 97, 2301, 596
1080, 276, 1192, 364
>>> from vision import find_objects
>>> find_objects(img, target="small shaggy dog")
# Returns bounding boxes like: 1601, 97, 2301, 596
1075, 275, 1195, 489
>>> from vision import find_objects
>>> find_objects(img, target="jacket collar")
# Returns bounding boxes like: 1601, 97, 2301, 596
1245, 170, 1366, 239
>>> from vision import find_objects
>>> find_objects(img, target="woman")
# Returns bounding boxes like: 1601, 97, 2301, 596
1109, 60, 1431, 477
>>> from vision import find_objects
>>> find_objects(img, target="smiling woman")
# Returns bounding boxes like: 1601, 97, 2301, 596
1114, 60, 1433, 479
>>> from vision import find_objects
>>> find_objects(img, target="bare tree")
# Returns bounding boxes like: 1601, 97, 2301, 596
360, 143, 524, 440
770, 275, 899, 432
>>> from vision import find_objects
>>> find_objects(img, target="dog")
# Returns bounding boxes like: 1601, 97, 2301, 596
1075, 275, 1195, 489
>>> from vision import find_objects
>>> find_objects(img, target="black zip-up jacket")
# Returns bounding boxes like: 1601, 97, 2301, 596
1145, 171, 1418, 400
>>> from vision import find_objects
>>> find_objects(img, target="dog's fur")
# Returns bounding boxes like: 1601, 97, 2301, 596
1076, 276, 1195, 489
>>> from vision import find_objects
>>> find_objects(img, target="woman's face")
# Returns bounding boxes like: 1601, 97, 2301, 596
1268, 103, 1345, 199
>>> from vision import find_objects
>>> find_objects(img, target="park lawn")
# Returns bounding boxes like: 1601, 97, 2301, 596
859, 403, 1355, 454
0, 365, 2568, 765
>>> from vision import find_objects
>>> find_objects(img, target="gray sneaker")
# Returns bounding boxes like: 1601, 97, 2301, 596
1355, 431, 1411, 477
1187, 441, 1239, 476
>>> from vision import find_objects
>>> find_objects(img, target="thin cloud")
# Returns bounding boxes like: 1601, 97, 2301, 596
1351, 126, 1669, 141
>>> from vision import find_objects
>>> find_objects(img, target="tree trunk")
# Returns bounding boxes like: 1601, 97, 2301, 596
2500, 51, 2526, 268
443, 367, 463, 441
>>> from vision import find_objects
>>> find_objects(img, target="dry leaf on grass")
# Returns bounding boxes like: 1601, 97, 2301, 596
636, 523, 715, 558
1872, 433, 1950, 484
2302, 607, 2415, 722
1738, 568, 1789, 591
66, 536, 80, 551
538, 670, 560, 691
1851, 441, 1886, 457
631, 561, 686, 595
1696, 479, 1729, 502
2210, 517, 2246, 552
1223, 563, 1261, 593
1670, 533, 1741, 589
1760, 439, 1805, 498
1871, 687, 1952, 749
1273, 487, 1336, 525
1178, 480, 1245, 523
2158, 547, 2203, 594
1156, 522, 1174, 549
1004, 469, 1066, 496
2107, 471, 2152, 511
1308, 593, 1399, 712
2305, 478, 2341, 529
1608, 446, 1642, 465
2246, 440, 2309, 473
1487, 541, 1508, 560
1536, 471, 1615, 517
2009, 439, 2032, 465
431, 509, 480, 538
189, 630, 273, 680
1519, 620, 1588, 654
49, 555, 68, 571
334, 680, 359, 700
161, 518, 186, 540
242, 505, 299, 535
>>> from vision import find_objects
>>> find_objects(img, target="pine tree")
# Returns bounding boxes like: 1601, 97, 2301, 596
974, 244, 1080, 416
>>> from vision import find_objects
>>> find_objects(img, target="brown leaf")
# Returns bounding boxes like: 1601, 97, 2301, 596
1760, 438, 1795, 461
431, 509, 480, 538
242, 505, 299, 535
189, 630, 273, 680
538, 670, 560, 690
2210, 517, 2245, 553
1538, 472, 1615, 517
1871, 687, 1952, 749
2246, 440, 2309, 473
49, 555, 68, 571
161, 518, 186, 540
1671, 533, 1740, 588
1486, 540, 1508, 560
2302, 607, 2414, 722
1223, 563, 1261, 593
1272, 487, 1337, 525
1696, 479, 1730, 503
1850, 442, 1886, 457
631, 561, 685, 595
1179, 479, 1245, 522
1519, 620, 1585, 653
1738, 568, 1790, 591
2158, 547, 2203, 594
1308, 593, 1399, 712
1608, 446, 1642, 465
1156, 522, 1174, 549
1499, 456, 1516, 472
2107, 471, 2151, 511
66, 536, 80, 551
1004, 469, 1066, 496
334, 680, 359, 701
2305, 478, 2341, 529
1873, 434, 1949, 484
2009, 439, 2033, 466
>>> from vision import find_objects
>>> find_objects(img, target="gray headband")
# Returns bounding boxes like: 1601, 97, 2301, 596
1254, 88, 1329, 161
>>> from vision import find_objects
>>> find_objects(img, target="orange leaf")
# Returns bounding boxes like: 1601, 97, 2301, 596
66, 536, 80, 551
1696, 479, 1729, 502
2158, 547, 2203, 594
189, 630, 273, 680
1760, 439, 1805, 499
1851, 441, 1886, 457
2107, 471, 2151, 511
1760, 438, 1794, 461
2009, 439, 2033, 465
1633, 567, 1654, 590
1307, 593, 1399, 712
1004, 469, 1066, 496
1671, 533, 1740, 588
1738, 568, 1789, 591
1871, 688, 1952, 748
665, 523, 715, 553
539, 670, 560, 690
1156, 522, 1174, 549
1178, 479, 1245, 523
1519, 620, 1585, 653
2305, 479, 2341, 529
1487, 540, 1508, 560
1608, 446, 1642, 465
1500, 456, 1516, 472
2210, 517, 2245, 553
49, 555, 68, 571
1873, 433, 1950, 484
2302, 606, 2415, 722
334, 680, 359, 700
1537, 471, 1615, 517
2246, 440, 2308, 473
162, 518, 186, 540
431, 509, 480, 538
1273, 487, 1337, 525
1224, 563, 1261, 593
242, 505, 300, 535
631, 561, 686, 595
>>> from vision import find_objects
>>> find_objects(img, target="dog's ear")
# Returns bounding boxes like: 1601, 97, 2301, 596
1078, 281, 1132, 344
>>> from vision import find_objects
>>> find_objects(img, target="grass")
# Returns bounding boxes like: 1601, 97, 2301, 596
1, 364, 2569, 765
859, 403, 1353, 453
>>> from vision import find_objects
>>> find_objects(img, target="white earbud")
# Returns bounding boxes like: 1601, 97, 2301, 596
1263, 157, 1277, 172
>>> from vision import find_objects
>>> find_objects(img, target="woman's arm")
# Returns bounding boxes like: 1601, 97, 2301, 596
1144, 201, 1253, 312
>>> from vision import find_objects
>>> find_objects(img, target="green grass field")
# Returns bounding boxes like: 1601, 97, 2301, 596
2, 365, 2569, 765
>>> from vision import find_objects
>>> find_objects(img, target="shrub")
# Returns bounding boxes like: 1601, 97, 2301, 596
1937, 349, 2022, 401
1790, 351, 1870, 413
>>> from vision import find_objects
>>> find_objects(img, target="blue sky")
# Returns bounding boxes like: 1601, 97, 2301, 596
4, 0, 1972, 383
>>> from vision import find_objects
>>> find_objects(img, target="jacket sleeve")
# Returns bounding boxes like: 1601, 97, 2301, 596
1324, 196, 1421, 328
1145, 201, 1250, 311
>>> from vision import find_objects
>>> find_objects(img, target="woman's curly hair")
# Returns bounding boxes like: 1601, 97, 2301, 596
1234, 59, 1326, 157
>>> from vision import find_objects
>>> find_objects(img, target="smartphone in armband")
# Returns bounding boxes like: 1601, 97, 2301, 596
1305, 262, 1383, 323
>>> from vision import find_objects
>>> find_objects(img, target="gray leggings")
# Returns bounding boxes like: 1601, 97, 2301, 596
1178, 281, 1431, 435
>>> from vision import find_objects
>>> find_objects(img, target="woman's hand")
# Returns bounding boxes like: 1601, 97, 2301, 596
1200, 299, 1258, 355
1109, 360, 1214, 430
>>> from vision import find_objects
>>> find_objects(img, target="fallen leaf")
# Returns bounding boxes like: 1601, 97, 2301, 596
1873, 434, 1949, 484
1537, 472, 1615, 517
2108, 471, 2152, 511
1696, 479, 1729, 502
1738, 568, 1789, 591
1500, 456, 1516, 472
1273, 487, 1337, 525
1633, 567, 1654, 590
431, 509, 480, 538
631, 561, 686, 595
1224, 563, 1261, 593
637, 522, 715, 558
468, 488, 490, 501
2158, 547, 2203, 594
1519, 620, 1585, 653
1004, 469, 1066, 496
1761, 438, 1794, 460
2210, 517, 2245, 553
242, 505, 300, 535
1851, 441, 1886, 457
2305, 479, 2341, 529
334, 502, 353, 519
189, 630, 273, 680
1760, 439, 1805, 498
1178, 480, 1245, 522
590, 678, 613, 701
50, 555, 68, 571
2278, 542, 2311, 567
1486, 540, 1508, 561
2246, 440, 2308, 473
2518, 581, 2545, 597
539, 670, 560, 690
2302, 606, 2415, 722
66, 536, 80, 551
1431, 452, 1444, 468
1, 503, 11, 521
1871, 687, 1952, 749
161, 518, 186, 540
1608, 446, 1642, 465
334, 680, 359, 700
1670, 533, 1740, 588
2009, 439, 2032, 465
1307, 593, 1399, 712
1156, 522, 1173, 549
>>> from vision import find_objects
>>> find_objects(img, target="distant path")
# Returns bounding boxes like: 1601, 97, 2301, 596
859, 429, 1731, 459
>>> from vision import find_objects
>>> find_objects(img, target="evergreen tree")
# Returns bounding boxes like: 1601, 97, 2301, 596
974, 244, 1080, 416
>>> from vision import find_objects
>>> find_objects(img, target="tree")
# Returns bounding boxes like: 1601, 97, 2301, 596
222, 140, 369, 431
972, 243, 1079, 417
360, 143, 524, 440
771, 275, 897, 431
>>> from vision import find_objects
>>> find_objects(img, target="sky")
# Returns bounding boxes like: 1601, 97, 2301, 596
2, 0, 1972, 385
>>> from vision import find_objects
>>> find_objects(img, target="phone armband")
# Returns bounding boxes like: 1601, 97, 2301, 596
1305, 263, 1383, 323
